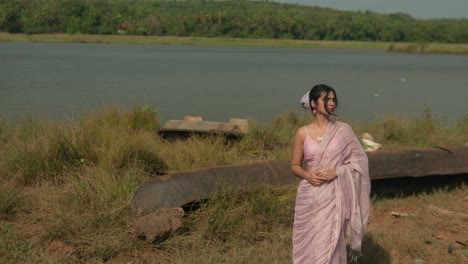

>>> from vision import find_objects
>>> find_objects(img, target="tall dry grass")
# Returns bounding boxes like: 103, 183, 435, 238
0, 106, 466, 263
0, 106, 166, 186
351, 109, 468, 149
0, 181, 23, 221
0, 106, 167, 262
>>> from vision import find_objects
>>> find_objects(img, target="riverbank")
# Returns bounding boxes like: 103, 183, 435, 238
0, 106, 467, 263
2, 33, 468, 55
0, 33, 389, 49
387, 42, 468, 55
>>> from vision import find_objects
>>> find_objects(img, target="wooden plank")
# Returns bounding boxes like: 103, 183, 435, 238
158, 119, 248, 138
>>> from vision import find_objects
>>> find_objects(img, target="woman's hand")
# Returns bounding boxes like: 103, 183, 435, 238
305, 172, 327, 186
316, 168, 337, 182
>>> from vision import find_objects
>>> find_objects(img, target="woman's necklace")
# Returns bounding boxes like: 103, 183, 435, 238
312, 125, 326, 142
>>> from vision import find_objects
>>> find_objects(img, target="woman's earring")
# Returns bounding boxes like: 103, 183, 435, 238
313, 109, 317, 115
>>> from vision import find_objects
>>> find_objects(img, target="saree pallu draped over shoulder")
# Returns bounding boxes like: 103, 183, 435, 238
293, 121, 371, 264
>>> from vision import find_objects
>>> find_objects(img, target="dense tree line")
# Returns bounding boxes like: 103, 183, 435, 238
1, 0, 467, 43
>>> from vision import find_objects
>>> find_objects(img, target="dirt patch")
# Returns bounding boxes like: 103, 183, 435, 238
48, 240, 76, 256
130, 207, 184, 243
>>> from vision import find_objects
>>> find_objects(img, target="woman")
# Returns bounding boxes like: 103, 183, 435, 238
291, 84, 371, 264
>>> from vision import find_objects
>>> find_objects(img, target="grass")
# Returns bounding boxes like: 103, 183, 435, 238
349, 109, 468, 149
2, 33, 468, 55
0, 181, 23, 221
0, 221, 33, 263
0, 106, 466, 263
367, 185, 468, 264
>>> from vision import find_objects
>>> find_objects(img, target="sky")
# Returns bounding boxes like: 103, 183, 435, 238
275, 0, 468, 19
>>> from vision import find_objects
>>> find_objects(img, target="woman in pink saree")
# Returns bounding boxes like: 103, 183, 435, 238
291, 84, 371, 264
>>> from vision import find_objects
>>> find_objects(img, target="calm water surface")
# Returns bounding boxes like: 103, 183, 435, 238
1, 42, 467, 122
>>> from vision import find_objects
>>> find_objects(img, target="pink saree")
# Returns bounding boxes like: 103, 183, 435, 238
293, 121, 371, 264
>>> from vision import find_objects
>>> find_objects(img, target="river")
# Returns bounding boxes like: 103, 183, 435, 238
1, 42, 467, 122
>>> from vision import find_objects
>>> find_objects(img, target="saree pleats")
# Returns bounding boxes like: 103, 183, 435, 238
293, 181, 340, 264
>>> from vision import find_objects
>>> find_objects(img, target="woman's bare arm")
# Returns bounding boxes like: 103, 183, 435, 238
290, 127, 326, 186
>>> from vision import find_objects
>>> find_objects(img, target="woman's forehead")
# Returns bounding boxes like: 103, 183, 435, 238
320, 91, 335, 98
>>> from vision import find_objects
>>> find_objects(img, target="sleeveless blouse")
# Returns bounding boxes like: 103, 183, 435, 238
303, 126, 320, 166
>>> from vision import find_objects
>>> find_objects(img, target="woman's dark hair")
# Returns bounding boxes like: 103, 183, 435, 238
309, 84, 338, 115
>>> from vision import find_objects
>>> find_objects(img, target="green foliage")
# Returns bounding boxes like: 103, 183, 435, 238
1, 0, 468, 43
0, 0, 22, 33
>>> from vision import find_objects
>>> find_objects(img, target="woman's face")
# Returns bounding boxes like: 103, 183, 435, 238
312, 91, 336, 115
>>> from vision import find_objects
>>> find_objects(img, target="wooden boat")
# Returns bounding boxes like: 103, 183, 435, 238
131, 146, 468, 216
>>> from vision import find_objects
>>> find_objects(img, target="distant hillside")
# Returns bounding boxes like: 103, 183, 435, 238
1, 0, 467, 43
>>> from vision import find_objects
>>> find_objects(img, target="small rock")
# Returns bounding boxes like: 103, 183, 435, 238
391, 211, 409, 218
130, 207, 184, 243
433, 231, 450, 241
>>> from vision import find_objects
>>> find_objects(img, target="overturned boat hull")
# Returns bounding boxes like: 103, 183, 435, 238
131, 146, 468, 216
